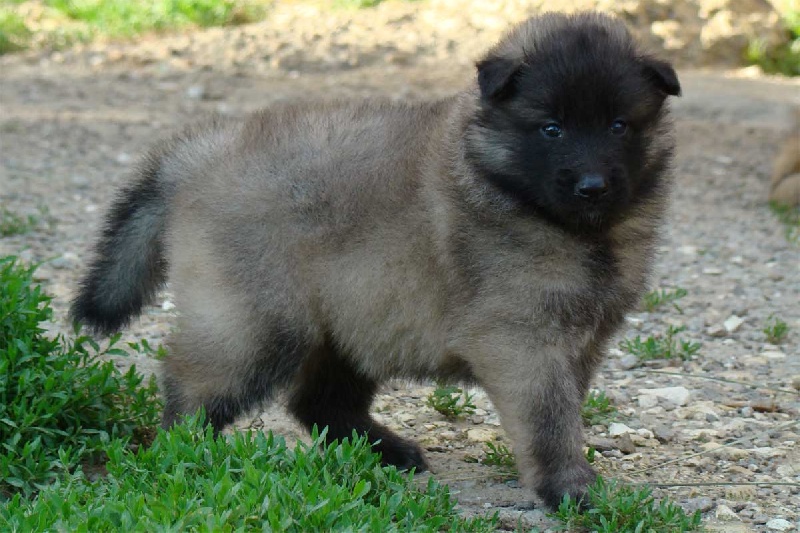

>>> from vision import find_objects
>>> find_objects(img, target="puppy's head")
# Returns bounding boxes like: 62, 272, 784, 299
465, 12, 681, 232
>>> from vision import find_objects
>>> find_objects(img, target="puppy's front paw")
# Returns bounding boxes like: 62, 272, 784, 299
536, 460, 597, 510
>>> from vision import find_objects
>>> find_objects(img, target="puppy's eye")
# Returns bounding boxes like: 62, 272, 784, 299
610, 119, 628, 136
541, 123, 563, 138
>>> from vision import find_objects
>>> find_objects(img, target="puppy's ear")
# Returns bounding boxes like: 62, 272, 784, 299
476, 56, 522, 100
641, 57, 681, 97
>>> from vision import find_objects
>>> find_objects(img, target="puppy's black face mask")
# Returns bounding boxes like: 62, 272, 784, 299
466, 17, 681, 234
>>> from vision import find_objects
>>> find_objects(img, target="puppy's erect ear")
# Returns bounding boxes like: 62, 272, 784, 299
477, 56, 522, 100
641, 57, 681, 97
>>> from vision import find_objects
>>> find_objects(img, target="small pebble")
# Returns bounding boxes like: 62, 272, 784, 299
715, 504, 740, 521
638, 386, 690, 406
684, 496, 714, 514
609, 423, 635, 436
724, 315, 744, 333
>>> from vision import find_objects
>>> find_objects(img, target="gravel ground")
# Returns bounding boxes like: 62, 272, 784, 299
1, 6, 799, 532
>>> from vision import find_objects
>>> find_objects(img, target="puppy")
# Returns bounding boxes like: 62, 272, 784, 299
71, 11, 681, 509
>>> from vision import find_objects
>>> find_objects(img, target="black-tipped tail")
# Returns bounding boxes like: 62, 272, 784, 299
71, 151, 169, 335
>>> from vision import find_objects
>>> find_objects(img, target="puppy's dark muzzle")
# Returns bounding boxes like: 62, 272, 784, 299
574, 174, 608, 199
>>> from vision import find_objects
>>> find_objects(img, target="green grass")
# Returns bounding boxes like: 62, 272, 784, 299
426, 384, 476, 419
332, 0, 420, 8
0, 255, 496, 530
0, 8, 30, 53
0, 256, 161, 496
332, 0, 385, 8
482, 441, 516, 471
1, 417, 498, 532
642, 287, 687, 313
770, 201, 800, 243
0, 0, 270, 54
763, 314, 790, 344
619, 326, 701, 362
0, 208, 41, 237
582, 390, 617, 426
746, 7, 800, 76
553, 478, 702, 532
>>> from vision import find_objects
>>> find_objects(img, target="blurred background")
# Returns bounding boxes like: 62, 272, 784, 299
0, 0, 798, 74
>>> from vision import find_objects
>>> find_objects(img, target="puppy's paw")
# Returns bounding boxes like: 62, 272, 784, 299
373, 433, 429, 472
536, 461, 597, 510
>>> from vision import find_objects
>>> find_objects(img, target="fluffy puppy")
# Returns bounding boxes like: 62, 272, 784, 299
71, 11, 681, 509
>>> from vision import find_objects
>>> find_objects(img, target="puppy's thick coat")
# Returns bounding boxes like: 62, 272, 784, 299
72, 12, 681, 508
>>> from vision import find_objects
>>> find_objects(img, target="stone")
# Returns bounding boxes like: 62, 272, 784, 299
684, 496, 714, 514
609, 423, 635, 437
638, 386, 690, 406
50, 252, 79, 270
707, 324, 727, 338
715, 504, 741, 521
653, 426, 675, 443
723, 315, 745, 333
466, 428, 496, 443
616, 433, 636, 454
619, 353, 640, 370
186, 84, 206, 99
638, 394, 659, 408
766, 519, 795, 531
586, 436, 616, 452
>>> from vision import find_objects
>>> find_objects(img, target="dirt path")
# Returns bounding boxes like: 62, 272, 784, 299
1, 14, 799, 532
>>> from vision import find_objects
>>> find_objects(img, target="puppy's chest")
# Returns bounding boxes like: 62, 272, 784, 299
469, 238, 644, 330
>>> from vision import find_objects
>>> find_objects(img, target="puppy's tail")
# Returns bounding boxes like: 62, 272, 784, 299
70, 149, 171, 335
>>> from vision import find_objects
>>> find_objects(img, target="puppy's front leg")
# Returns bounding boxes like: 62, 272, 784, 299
463, 339, 597, 509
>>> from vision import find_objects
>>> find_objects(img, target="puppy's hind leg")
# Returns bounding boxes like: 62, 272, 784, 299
161, 316, 313, 432
287, 343, 428, 471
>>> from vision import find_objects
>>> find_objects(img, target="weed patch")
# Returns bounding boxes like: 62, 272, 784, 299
763, 314, 790, 344
0, 256, 160, 496
642, 287, 687, 313
427, 384, 476, 419
553, 478, 702, 532
1, 416, 497, 532
482, 441, 516, 471
746, 8, 800, 76
582, 390, 617, 426
770, 201, 800, 243
620, 326, 701, 362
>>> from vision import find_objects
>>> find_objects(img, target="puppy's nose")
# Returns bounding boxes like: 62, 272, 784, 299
574, 174, 608, 198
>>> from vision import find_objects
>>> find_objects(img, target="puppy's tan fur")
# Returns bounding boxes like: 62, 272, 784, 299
72, 12, 679, 508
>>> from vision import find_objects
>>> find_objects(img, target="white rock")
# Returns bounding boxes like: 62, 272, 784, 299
608, 423, 635, 437
636, 428, 654, 439
619, 354, 640, 370
750, 447, 787, 459
466, 428, 496, 443
766, 518, 795, 531
186, 84, 206, 99
638, 394, 659, 408
162, 300, 176, 311
762, 350, 786, 359
707, 324, 727, 337
637, 386, 690, 406
715, 504, 740, 521
723, 315, 745, 333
